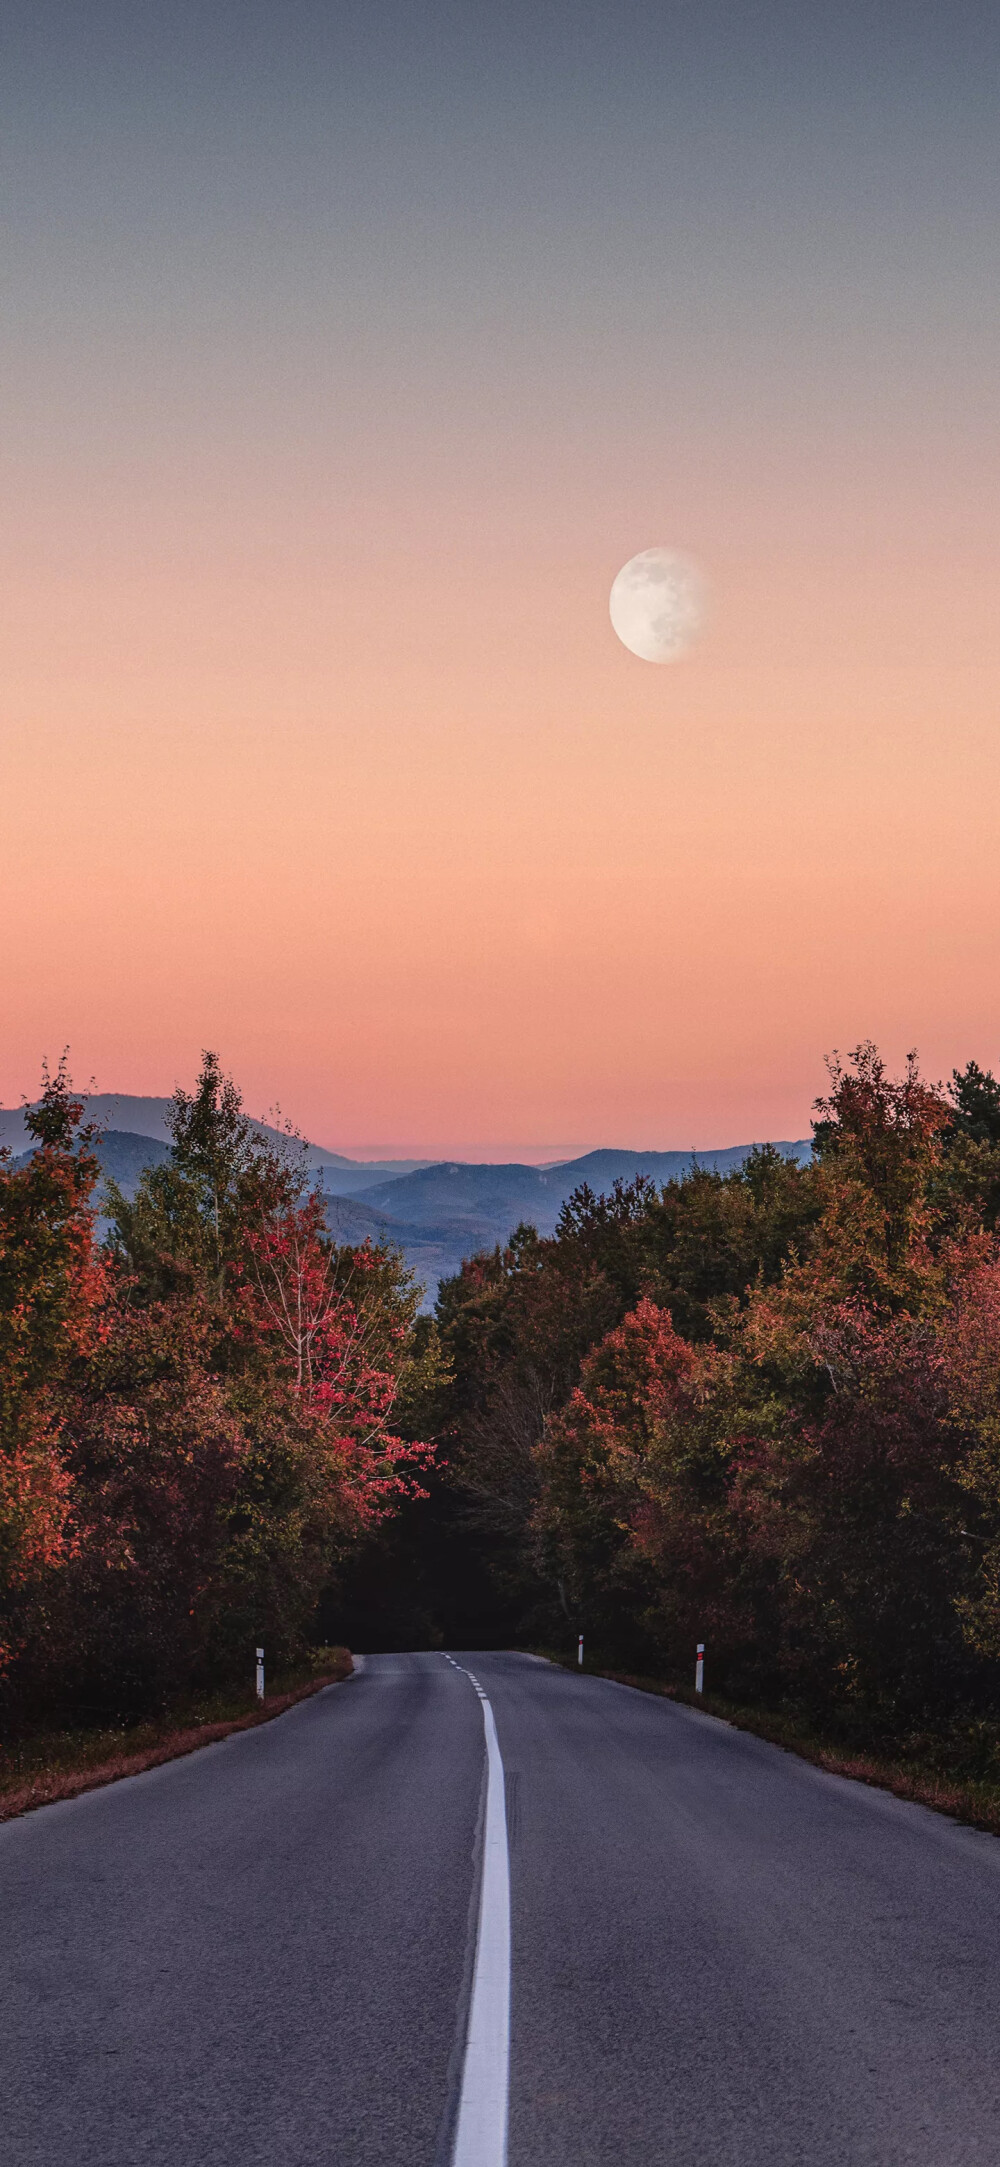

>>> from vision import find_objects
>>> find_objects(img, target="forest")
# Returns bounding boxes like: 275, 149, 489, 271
0, 1055, 432, 1729
7, 1043, 1000, 1761
338, 1042, 1000, 1759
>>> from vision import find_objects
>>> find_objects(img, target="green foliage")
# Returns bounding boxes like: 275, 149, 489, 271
947, 1061, 1000, 1148
932, 1061, 1000, 1233
106, 1049, 304, 1303
0, 1055, 432, 1728
411, 1142, 824, 1644
0, 1060, 106, 1433
14, 1038, 1000, 1746
370, 1045, 1000, 1739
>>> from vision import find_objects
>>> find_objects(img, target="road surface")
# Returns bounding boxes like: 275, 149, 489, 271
4, 1650, 1000, 2164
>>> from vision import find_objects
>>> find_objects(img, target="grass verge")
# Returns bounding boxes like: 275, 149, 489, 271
0, 1647, 353, 1824
536, 1651, 1000, 1839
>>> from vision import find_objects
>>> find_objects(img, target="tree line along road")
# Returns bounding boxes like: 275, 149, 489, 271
4, 1649, 1000, 2165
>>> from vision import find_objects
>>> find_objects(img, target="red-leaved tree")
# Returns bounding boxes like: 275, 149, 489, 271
0, 1065, 108, 1673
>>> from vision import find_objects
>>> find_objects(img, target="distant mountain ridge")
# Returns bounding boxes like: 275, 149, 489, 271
345, 1141, 813, 1253
0, 1095, 428, 1178
1, 1094, 812, 1306
10, 1130, 173, 1195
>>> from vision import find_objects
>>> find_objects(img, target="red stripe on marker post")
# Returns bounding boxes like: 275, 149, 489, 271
695, 1643, 704, 1695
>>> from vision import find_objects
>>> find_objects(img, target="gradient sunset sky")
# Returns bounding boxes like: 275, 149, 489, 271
3, 1, 998, 1157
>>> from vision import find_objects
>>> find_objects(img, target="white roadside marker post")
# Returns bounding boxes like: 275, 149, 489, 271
256, 1646, 265, 1702
577, 1634, 584, 1667
695, 1642, 704, 1695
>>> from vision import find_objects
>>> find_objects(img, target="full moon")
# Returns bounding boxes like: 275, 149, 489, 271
609, 547, 705, 663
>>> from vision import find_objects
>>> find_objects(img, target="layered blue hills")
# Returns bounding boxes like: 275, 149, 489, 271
1, 1096, 811, 1306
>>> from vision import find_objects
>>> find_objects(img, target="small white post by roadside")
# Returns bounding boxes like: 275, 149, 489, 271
256, 1646, 265, 1702
695, 1642, 704, 1694
577, 1634, 584, 1668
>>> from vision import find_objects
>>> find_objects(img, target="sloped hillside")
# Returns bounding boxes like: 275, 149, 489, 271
351, 1141, 813, 1246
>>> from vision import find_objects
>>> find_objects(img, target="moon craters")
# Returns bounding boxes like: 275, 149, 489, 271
609, 548, 705, 663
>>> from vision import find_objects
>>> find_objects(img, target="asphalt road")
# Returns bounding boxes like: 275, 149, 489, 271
4, 1651, 1000, 2165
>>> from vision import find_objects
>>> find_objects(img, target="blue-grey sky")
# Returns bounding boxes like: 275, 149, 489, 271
3, 1, 999, 1152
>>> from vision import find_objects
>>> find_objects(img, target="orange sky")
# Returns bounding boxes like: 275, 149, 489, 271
2, 5, 998, 1157
4, 490, 997, 1155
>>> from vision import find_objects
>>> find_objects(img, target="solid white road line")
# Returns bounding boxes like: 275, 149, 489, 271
444, 1657, 511, 2167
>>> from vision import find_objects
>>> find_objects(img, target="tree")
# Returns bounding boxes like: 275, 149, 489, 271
0, 1064, 107, 1676
0, 1052, 435, 1726
534, 1298, 705, 1660
107, 1050, 302, 1303
947, 1062, 1000, 1149
46, 1301, 245, 1717
810, 1044, 951, 1290
426, 1151, 822, 1643
104, 1054, 433, 1681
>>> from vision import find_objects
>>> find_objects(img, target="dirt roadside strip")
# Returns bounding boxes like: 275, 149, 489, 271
0, 1651, 354, 1825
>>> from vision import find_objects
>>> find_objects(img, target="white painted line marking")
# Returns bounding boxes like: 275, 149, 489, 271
444, 1657, 511, 2167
